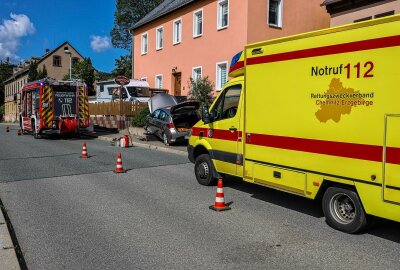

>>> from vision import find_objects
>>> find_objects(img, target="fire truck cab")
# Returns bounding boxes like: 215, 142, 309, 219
19, 79, 89, 138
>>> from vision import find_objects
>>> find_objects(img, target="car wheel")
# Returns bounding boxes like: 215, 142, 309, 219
162, 132, 169, 146
322, 187, 368, 234
194, 154, 216, 186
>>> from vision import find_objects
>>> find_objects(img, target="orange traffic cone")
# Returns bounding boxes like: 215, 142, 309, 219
209, 178, 231, 211
17, 129, 22, 136
114, 152, 126, 173
81, 142, 89, 158
6, 126, 10, 132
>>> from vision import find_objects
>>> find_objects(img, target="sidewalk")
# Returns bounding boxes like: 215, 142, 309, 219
93, 127, 188, 157
0, 209, 20, 270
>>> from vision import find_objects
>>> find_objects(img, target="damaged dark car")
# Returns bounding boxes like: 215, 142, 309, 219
145, 93, 200, 145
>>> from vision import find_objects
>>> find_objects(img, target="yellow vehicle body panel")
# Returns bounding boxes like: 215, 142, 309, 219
189, 15, 400, 223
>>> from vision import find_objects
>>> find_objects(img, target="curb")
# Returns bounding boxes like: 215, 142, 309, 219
96, 136, 188, 157
0, 208, 20, 270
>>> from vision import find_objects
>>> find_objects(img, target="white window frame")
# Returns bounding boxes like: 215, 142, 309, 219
173, 18, 182, 45
193, 9, 203, 38
216, 61, 228, 91
192, 66, 203, 81
155, 74, 163, 89
217, 0, 229, 30
141, 32, 148, 55
156, 26, 163, 50
268, 0, 283, 28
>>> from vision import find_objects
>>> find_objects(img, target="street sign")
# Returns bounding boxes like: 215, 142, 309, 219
114, 76, 130, 86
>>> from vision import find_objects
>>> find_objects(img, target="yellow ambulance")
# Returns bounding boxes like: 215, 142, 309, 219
188, 15, 400, 233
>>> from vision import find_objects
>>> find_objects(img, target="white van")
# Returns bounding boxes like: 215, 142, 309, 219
94, 79, 150, 103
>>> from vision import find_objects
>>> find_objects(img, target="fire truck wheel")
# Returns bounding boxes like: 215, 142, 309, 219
194, 154, 216, 186
322, 187, 368, 234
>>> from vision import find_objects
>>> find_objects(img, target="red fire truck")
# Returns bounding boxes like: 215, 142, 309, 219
19, 79, 89, 138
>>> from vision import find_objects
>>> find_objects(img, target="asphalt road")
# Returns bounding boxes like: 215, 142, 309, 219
0, 124, 399, 270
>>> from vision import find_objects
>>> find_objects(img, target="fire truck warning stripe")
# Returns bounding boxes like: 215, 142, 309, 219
247, 35, 400, 65
247, 133, 400, 165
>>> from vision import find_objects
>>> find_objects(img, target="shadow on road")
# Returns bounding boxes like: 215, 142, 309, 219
223, 175, 400, 242
223, 176, 323, 218
367, 220, 400, 243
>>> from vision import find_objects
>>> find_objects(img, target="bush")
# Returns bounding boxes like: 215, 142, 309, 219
132, 106, 150, 127
188, 76, 214, 110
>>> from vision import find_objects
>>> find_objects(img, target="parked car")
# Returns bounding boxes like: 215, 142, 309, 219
145, 94, 200, 145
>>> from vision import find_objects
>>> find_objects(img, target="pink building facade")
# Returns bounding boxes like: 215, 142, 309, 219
132, 0, 330, 96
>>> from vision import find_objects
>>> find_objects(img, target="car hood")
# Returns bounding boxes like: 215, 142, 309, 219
148, 93, 178, 113
170, 101, 200, 114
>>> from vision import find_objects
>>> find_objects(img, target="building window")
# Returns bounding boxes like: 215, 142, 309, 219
173, 19, 182, 44
72, 57, 79, 65
268, 0, 283, 27
193, 9, 203, 37
216, 61, 228, 91
53, 55, 61, 66
192, 66, 202, 81
141, 33, 148, 55
217, 0, 229, 29
156, 27, 163, 50
155, 74, 163, 88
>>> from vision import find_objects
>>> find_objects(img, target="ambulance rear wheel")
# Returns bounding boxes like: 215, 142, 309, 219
194, 154, 216, 186
322, 187, 368, 234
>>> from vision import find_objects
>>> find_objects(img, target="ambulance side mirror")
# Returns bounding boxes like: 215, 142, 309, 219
202, 106, 212, 124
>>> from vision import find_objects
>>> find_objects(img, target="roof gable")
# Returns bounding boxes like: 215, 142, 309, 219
133, 0, 198, 30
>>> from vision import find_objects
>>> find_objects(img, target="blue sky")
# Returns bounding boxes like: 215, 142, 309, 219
0, 0, 127, 72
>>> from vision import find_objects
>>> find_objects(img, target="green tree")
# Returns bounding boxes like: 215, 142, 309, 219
96, 70, 113, 82
188, 76, 214, 110
112, 54, 132, 78
27, 60, 39, 82
0, 60, 13, 108
38, 64, 48, 79
111, 0, 163, 50
64, 58, 95, 95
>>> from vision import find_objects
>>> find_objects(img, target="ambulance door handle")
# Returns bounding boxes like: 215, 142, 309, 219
229, 127, 237, 132
246, 133, 251, 143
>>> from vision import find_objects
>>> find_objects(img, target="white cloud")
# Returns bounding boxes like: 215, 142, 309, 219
0, 13, 35, 62
90, 35, 111, 52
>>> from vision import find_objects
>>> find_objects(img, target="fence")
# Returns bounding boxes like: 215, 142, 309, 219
89, 101, 147, 116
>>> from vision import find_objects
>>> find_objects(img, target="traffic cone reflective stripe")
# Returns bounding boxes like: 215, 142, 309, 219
114, 152, 126, 173
81, 142, 88, 158
209, 178, 231, 211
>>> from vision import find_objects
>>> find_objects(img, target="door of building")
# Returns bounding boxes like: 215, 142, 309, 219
173, 72, 181, 96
